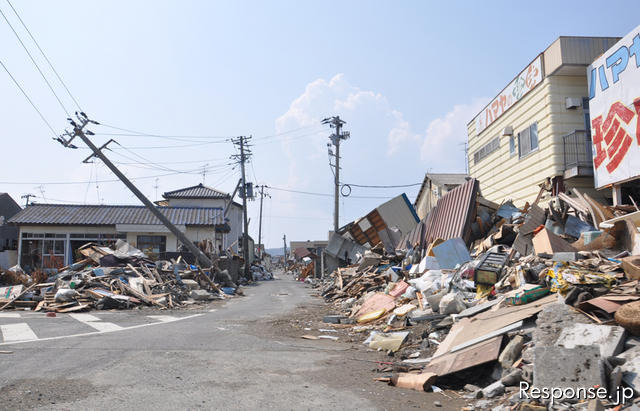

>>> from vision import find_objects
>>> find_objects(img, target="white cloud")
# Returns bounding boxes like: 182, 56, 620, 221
276, 74, 419, 166
419, 97, 489, 172
268, 74, 489, 247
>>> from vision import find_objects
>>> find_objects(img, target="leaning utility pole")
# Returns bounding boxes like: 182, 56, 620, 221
256, 185, 269, 261
231, 136, 252, 280
57, 113, 213, 267
322, 116, 349, 233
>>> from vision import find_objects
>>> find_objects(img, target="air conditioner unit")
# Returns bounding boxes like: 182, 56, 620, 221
565, 97, 582, 110
502, 126, 513, 136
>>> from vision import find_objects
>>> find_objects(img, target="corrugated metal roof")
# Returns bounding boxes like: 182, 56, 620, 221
9, 204, 224, 226
347, 194, 418, 247
422, 178, 479, 246
163, 183, 229, 199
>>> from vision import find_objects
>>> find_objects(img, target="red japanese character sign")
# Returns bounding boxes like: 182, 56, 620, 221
588, 25, 640, 188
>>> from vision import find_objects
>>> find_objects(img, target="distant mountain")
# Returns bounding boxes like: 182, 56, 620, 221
265, 247, 285, 256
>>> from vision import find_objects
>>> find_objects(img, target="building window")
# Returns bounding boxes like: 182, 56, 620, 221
20, 233, 68, 270
509, 135, 516, 156
473, 136, 500, 164
518, 122, 539, 158
136, 235, 166, 257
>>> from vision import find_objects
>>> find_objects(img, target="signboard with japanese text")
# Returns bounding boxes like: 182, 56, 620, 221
588, 24, 640, 188
474, 55, 543, 135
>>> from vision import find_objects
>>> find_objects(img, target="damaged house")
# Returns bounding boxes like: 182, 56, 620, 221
413, 173, 468, 220
9, 183, 242, 271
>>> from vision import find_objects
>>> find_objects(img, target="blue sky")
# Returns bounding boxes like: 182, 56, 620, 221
1, 1, 639, 248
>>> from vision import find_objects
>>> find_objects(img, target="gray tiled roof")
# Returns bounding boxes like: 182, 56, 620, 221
163, 183, 229, 199
8, 204, 223, 226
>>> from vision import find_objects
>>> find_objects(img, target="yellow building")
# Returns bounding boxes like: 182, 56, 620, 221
467, 36, 620, 206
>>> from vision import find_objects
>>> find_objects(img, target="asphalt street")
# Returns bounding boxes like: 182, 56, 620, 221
0, 275, 380, 410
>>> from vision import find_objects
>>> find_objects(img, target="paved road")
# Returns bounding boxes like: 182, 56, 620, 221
0, 276, 378, 410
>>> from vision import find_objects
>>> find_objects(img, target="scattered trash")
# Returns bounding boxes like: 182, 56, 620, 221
299, 183, 640, 407
0, 240, 268, 312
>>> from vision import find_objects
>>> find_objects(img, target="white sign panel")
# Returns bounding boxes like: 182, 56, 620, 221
475, 55, 543, 135
588, 24, 640, 189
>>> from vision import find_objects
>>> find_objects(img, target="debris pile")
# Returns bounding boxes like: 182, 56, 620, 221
0, 240, 259, 312
304, 180, 640, 409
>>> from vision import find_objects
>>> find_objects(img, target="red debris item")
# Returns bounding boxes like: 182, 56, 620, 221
45, 312, 56, 318
532, 225, 545, 236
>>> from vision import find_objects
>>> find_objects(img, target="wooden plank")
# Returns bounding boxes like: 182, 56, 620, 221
436, 294, 556, 355
573, 188, 599, 227
599, 210, 640, 229
56, 304, 89, 313
117, 280, 162, 306
558, 193, 589, 215
197, 268, 221, 293
450, 321, 523, 352
0, 283, 37, 310
424, 336, 502, 376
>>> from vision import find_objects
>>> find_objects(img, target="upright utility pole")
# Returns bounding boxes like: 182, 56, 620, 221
231, 136, 252, 279
57, 113, 213, 267
282, 234, 287, 269
322, 116, 349, 233
21, 194, 34, 207
256, 185, 269, 261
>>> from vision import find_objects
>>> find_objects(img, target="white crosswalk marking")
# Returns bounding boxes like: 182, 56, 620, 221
68, 313, 102, 322
0, 313, 21, 318
69, 313, 122, 332
147, 315, 179, 323
1, 323, 38, 342
81, 322, 123, 332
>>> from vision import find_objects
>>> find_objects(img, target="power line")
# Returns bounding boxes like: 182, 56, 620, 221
0, 5, 70, 116
80, 140, 231, 150
109, 157, 230, 165
343, 182, 423, 188
251, 130, 325, 145
0, 170, 227, 186
267, 186, 413, 200
5, 0, 82, 111
95, 123, 323, 143
253, 124, 323, 140
0, 59, 58, 138
96, 123, 232, 142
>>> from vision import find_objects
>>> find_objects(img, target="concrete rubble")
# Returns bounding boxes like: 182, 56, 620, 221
292, 180, 640, 409
0, 240, 274, 312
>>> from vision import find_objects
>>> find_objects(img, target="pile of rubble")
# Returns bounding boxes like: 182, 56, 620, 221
306, 179, 640, 409
0, 240, 250, 312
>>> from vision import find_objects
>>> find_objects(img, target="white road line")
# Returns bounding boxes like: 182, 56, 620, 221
68, 313, 122, 332
0, 313, 21, 318
68, 313, 101, 322
0, 314, 204, 346
1, 323, 38, 342
147, 315, 179, 323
